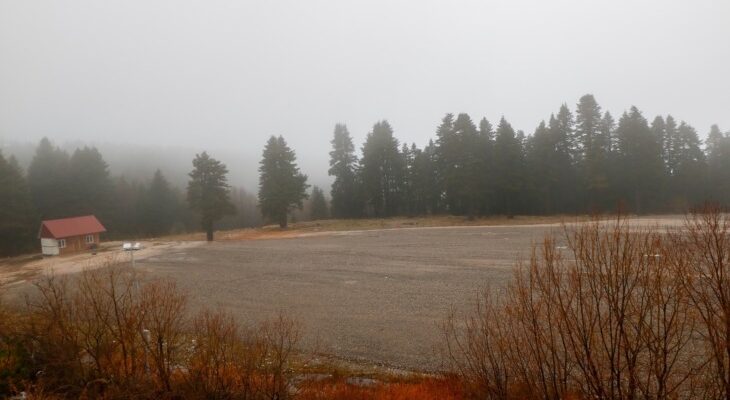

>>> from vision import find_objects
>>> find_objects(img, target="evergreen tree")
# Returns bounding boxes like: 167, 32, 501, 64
493, 117, 524, 217
475, 118, 496, 215
401, 143, 416, 216
27, 138, 72, 219
575, 94, 602, 161
670, 122, 706, 208
434, 113, 456, 212
309, 186, 328, 220
547, 109, 578, 212
663, 115, 680, 174
525, 121, 556, 214
651, 116, 667, 168
575, 95, 611, 210
615, 106, 664, 212
328, 124, 360, 218
706, 125, 730, 204
0, 152, 37, 256
419, 139, 442, 214
187, 152, 235, 240
434, 113, 485, 216
138, 170, 179, 237
359, 121, 403, 217
554, 104, 578, 162
258, 136, 309, 228
107, 177, 139, 237
68, 146, 112, 221
600, 111, 616, 153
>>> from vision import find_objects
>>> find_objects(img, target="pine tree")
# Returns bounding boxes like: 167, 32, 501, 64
525, 121, 555, 214
493, 117, 524, 217
434, 113, 484, 216
421, 139, 442, 214
328, 124, 360, 218
664, 115, 680, 174
435, 113, 456, 212
670, 122, 706, 208
187, 152, 235, 240
575, 94, 602, 161
651, 116, 667, 170
401, 143, 415, 216
477, 118, 495, 215
359, 121, 403, 217
547, 109, 578, 212
138, 170, 179, 237
554, 104, 577, 162
27, 138, 72, 219
258, 136, 309, 228
576, 95, 609, 210
600, 111, 616, 153
615, 106, 664, 213
664, 116, 679, 173
0, 152, 37, 256
68, 146, 112, 221
309, 186, 328, 220
706, 125, 730, 204
108, 177, 143, 236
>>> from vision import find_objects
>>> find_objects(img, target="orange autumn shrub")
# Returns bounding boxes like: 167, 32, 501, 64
297, 377, 463, 400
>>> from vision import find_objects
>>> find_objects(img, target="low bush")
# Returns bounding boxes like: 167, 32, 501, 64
1, 266, 300, 399
443, 206, 730, 399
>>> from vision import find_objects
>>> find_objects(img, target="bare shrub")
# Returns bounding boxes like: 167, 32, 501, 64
184, 309, 300, 399
671, 205, 730, 398
444, 214, 713, 399
138, 278, 188, 392
23, 265, 188, 397
258, 313, 301, 400
11, 262, 303, 399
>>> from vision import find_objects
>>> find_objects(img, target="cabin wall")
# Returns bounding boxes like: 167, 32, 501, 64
47, 233, 101, 256
40, 238, 59, 256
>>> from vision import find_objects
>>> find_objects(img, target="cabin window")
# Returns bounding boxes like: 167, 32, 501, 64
85, 234, 95, 244
58, 239, 66, 249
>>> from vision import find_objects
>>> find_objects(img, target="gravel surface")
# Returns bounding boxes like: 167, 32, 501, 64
139, 224, 557, 370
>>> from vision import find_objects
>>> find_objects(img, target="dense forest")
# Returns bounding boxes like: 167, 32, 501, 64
1, 94, 729, 256
335, 95, 730, 219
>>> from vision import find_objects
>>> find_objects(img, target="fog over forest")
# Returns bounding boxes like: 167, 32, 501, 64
2, 0, 729, 192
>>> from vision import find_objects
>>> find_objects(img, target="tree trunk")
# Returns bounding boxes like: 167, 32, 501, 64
204, 220, 214, 241
279, 213, 288, 229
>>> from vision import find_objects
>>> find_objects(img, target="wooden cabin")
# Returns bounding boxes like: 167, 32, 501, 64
38, 215, 107, 256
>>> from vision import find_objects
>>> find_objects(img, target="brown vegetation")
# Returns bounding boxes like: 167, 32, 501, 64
443, 206, 730, 399
0, 266, 301, 399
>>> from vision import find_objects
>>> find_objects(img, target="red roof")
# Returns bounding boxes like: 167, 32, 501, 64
39, 215, 107, 239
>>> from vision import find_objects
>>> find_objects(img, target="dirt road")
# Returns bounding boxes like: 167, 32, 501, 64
139, 224, 558, 370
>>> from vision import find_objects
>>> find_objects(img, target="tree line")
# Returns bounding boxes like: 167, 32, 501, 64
2, 93, 730, 255
0, 134, 315, 254
330, 94, 730, 219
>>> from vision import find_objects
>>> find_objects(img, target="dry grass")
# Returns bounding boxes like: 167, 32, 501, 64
297, 376, 463, 400
166, 214, 593, 242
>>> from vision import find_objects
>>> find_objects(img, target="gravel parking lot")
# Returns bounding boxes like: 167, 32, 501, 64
139, 224, 556, 370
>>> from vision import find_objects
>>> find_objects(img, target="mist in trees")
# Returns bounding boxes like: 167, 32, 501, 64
309, 186, 328, 221
3, 93, 730, 256
0, 152, 36, 255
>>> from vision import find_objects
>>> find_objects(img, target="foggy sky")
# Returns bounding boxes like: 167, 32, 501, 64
1, 0, 729, 189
